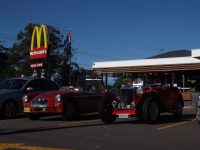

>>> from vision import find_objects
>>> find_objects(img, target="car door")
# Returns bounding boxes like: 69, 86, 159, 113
160, 85, 175, 110
87, 92, 102, 112
74, 91, 102, 114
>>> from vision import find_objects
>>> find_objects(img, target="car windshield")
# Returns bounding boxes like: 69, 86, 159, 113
82, 79, 104, 93
0, 79, 28, 90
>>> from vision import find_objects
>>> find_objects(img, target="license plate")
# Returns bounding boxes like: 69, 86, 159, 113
24, 107, 30, 112
119, 114, 129, 118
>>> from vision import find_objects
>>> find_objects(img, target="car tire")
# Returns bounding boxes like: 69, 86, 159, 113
62, 101, 78, 120
98, 97, 117, 124
173, 99, 183, 119
142, 98, 160, 123
1, 101, 17, 118
29, 114, 40, 120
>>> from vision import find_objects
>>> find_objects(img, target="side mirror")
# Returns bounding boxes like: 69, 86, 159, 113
26, 87, 34, 92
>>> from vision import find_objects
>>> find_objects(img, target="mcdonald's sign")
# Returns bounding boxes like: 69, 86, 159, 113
30, 24, 48, 60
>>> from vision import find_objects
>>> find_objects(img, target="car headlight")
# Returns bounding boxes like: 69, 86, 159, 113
22, 95, 28, 103
55, 95, 61, 102
112, 101, 117, 107
131, 101, 136, 108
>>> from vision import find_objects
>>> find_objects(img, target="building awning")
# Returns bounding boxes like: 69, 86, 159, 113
93, 55, 200, 73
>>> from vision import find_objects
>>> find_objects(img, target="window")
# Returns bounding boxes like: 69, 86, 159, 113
43, 80, 59, 91
26, 79, 44, 92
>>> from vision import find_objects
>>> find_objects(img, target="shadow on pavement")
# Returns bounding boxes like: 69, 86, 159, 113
39, 113, 99, 122
0, 113, 196, 136
115, 113, 196, 125
0, 113, 28, 120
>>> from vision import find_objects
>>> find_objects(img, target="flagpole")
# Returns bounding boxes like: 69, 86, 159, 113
68, 28, 72, 86
69, 51, 71, 86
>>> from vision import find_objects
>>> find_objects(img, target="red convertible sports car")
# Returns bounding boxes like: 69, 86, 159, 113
23, 79, 105, 120
0, 77, 59, 119
98, 78, 184, 124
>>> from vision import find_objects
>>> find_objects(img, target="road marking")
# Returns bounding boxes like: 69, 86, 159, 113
0, 143, 71, 150
157, 119, 196, 130
58, 119, 100, 126
0, 118, 24, 122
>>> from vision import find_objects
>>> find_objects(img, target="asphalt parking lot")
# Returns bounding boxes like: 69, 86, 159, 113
0, 107, 199, 150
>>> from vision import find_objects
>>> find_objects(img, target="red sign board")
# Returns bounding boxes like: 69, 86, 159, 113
30, 62, 44, 68
30, 47, 48, 60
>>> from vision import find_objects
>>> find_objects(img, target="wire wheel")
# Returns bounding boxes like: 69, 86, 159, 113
142, 98, 160, 123
149, 101, 159, 121
98, 98, 117, 124
63, 102, 78, 120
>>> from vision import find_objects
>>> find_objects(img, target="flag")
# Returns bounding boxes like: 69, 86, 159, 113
64, 31, 72, 56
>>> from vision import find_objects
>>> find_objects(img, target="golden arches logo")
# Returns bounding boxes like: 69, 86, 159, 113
30, 24, 48, 60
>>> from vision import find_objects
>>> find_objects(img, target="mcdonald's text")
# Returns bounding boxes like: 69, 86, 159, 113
30, 47, 47, 60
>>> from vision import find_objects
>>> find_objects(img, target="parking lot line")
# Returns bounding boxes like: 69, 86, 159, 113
0, 143, 71, 150
157, 119, 196, 130
58, 119, 100, 126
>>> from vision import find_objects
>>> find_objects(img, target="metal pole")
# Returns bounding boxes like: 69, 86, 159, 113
105, 73, 108, 89
182, 74, 185, 92
172, 73, 175, 86
69, 54, 71, 85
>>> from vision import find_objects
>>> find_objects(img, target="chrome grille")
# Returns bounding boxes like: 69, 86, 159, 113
31, 98, 48, 108
119, 88, 135, 106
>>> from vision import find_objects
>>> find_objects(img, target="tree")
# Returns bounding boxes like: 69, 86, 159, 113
0, 43, 14, 79
9, 23, 64, 78
2, 23, 92, 86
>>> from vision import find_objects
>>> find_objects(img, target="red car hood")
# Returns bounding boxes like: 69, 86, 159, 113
33, 89, 71, 99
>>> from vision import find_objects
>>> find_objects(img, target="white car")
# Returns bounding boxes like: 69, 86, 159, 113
196, 97, 200, 125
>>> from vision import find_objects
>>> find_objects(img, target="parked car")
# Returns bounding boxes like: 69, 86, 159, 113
196, 96, 200, 125
23, 79, 106, 120
99, 78, 184, 124
0, 77, 59, 118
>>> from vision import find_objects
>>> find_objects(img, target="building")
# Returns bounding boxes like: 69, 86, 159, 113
93, 49, 200, 96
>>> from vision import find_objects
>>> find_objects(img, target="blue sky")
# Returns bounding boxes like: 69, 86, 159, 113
0, 0, 200, 69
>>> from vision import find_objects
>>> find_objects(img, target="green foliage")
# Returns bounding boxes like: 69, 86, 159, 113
0, 23, 94, 85
10, 23, 65, 77
115, 76, 124, 89
0, 44, 14, 79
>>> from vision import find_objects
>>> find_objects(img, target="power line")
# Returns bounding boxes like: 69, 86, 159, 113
0, 4, 171, 65
0, 4, 163, 52
0, 33, 16, 42
76, 49, 121, 60
78, 63, 92, 67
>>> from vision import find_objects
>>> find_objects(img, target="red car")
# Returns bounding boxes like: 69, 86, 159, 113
23, 79, 105, 120
0, 77, 59, 118
99, 79, 184, 124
